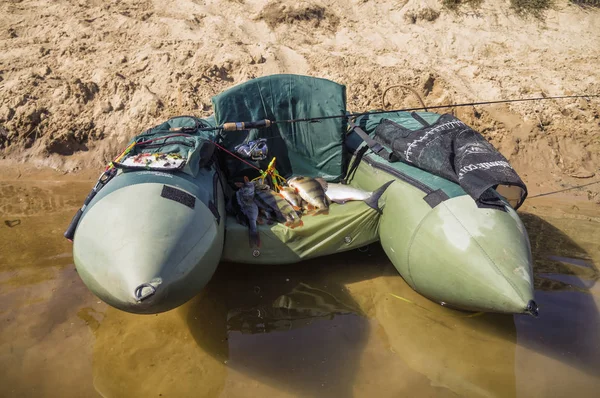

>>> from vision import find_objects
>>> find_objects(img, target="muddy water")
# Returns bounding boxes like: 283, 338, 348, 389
0, 178, 599, 398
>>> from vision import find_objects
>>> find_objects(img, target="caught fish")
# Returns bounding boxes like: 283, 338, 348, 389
255, 207, 274, 225
287, 176, 329, 215
235, 177, 260, 248
324, 180, 394, 213
253, 184, 304, 228
279, 187, 303, 210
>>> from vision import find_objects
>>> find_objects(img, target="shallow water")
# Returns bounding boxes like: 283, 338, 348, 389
0, 179, 599, 397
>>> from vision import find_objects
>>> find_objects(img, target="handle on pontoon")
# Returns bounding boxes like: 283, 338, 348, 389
64, 188, 98, 241
64, 169, 116, 241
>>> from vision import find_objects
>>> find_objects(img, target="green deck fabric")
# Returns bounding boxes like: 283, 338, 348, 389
356, 111, 442, 133
222, 200, 381, 264
212, 74, 347, 182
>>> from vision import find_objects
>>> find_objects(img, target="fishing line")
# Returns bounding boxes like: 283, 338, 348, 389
211, 140, 262, 172
209, 94, 600, 180
389, 293, 485, 318
208, 93, 599, 144
271, 94, 600, 125
194, 93, 599, 133
528, 180, 600, 198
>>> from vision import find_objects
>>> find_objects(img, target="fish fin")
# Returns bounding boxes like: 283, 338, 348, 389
314, 177, 328, 191
330, 198, 347, 204
244, 176, 250, 183
287, 219, 304, 229
364, 180, 394, 213
307, 208, 328, 216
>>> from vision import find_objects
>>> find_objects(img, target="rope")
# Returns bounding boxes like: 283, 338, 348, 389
382, 84, 428, 111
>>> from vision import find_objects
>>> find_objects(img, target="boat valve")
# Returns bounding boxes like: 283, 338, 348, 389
526, 300, 539, 317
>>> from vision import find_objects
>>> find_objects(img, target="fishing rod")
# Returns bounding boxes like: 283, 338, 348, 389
210, 94, 600, 130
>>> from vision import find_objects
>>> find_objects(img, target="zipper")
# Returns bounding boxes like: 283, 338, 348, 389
363, 155, 433, 194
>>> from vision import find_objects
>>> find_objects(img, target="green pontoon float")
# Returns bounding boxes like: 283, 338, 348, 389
66, 74, 537, 316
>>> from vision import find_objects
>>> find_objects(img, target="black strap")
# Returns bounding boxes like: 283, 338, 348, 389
348, 121, 398, 162
342, 145, 368, 184
410, 112, 430, 127
423, 189, 449, 208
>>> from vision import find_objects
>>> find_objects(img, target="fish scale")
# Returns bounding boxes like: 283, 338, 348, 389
288, 176, 329, 213
254, 185, 303, 227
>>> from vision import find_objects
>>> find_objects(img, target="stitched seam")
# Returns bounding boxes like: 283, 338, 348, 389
442, 202, 526, 303
406, 207, 438, 290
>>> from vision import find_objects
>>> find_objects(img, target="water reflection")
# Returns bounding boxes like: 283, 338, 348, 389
0, 201, 101, 397
179, 247, 517, 397
516, 210, 600, 390
2, 178, 600, 397
185, 254, 376, 397
80, 204, 600, 397
227, 282, 361, 333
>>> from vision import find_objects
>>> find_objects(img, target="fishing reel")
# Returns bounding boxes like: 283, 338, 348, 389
235, 138, 269, 161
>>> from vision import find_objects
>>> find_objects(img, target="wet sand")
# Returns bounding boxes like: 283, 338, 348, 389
0, 177, 599, 397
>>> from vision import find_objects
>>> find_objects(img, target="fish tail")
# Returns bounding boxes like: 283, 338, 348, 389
249, 222, 261, 248
364, 180, 394, 213
249, 230, 261, 248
